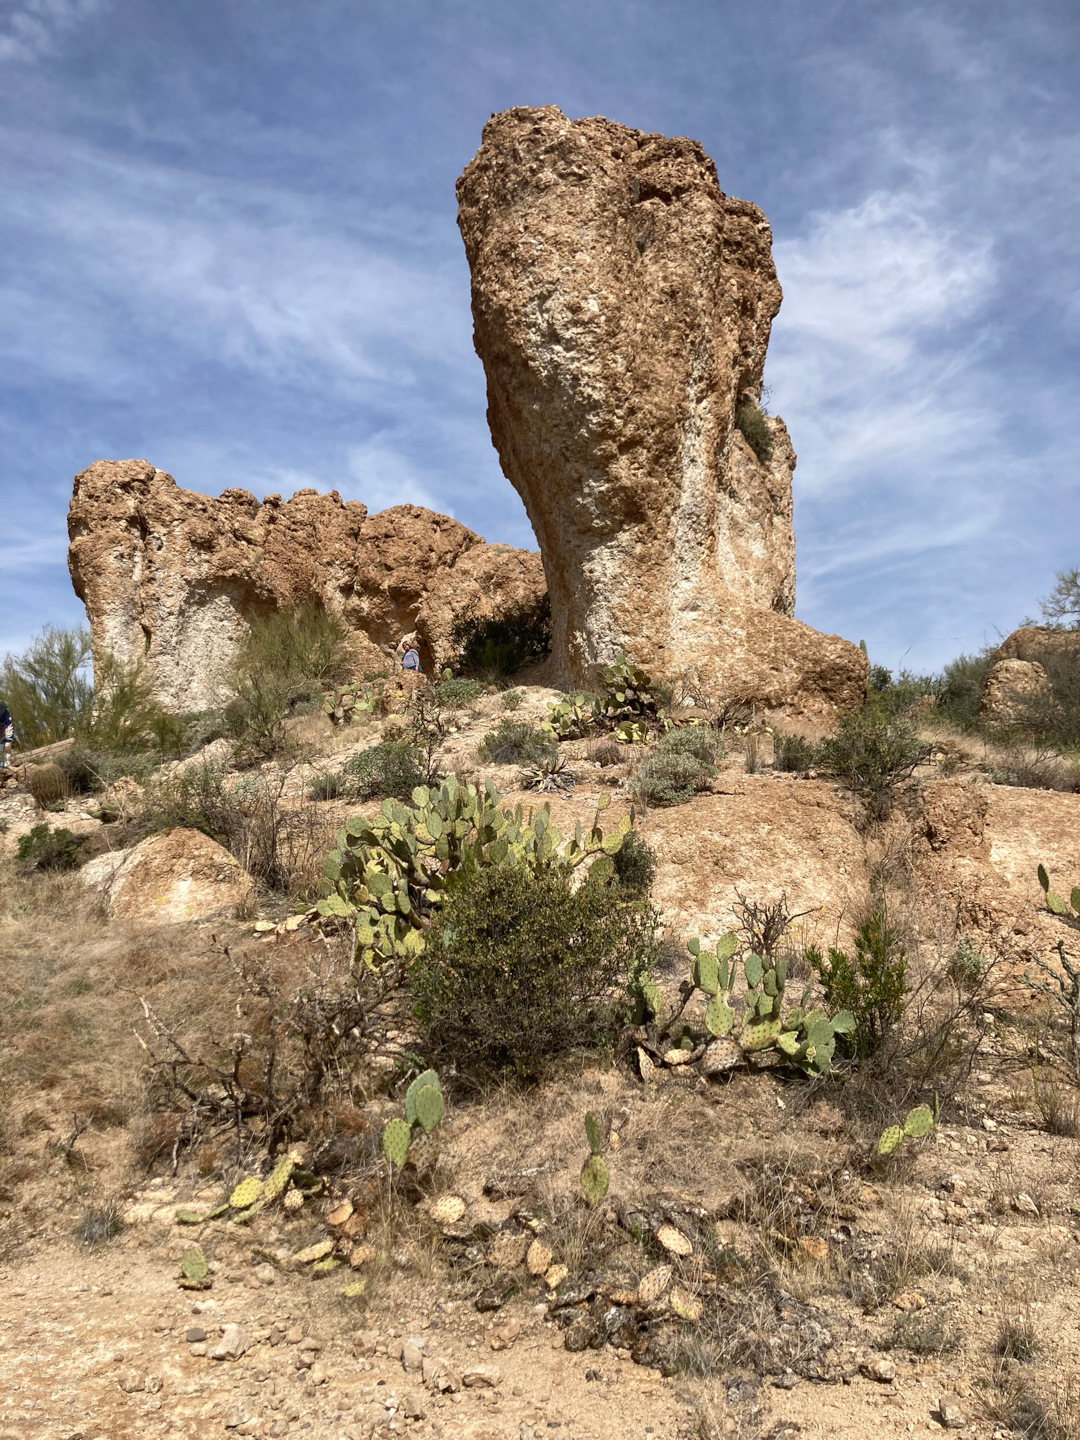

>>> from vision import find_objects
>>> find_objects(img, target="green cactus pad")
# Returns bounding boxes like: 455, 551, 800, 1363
705, 995, 735, 1038
1071, 887, 1080, 914
181, 1246, 208, 1282
413, 1083, 445, 1134
903, 1105, 935, 1139
693, 952, 720, 995
741, 1018, 781, 1052
640, 976, 664, 1020
776, 1030, 803, 1058
382, 1118, 412, 1167
229, 1176, 264, 1210
340, 1280, 367, 1298
262, 1154, 295, 1204
1047, 890, 1067, 915
687, 938, 701, 956
831, 1010, 856, 1033
716, 932, 738, 961
877, 1125, 904, 1156
405, 1069, 441, 1125
744, 953, 764, 988
231, 1200, 265, 1225
205, 1201, 230, 1221
174, 1209, 207, 1225
311, 1257, 341, 1277
1037, 863, 1050, 892
580, 1154, 610, 1207
584, 1112, 603, 1156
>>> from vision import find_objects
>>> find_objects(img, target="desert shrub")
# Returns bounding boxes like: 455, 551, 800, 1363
948, 934, 990, 990
735, 401, 773, 462
16, 823, 82, 872
500, 689, 524, 711
78, 652, 184, 757
342, 741, 426, 800
148, 762, 334, 897
773, 732, 819, 772
1009, 646, 1080, 751
478, 718, 557, 767
816, 708, 930, 818
612, 829, 656, 896
227, 601, 353, 755
436, 676, 485, 709
412, 861, 658, 1083
78, 1200, 123, 1246
936, 649, 994, 729
868, 665, 938, 718
452, 596, 551, 682
309, 770, 347, 802
806, 904, 908, 1061
56, 744, 161, 794
988, 746, 1079, 792
630, 725, 723, 807
0, 626, 94, 749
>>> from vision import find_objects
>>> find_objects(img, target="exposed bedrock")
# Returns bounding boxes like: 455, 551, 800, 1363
457, 106, 866, 717
68, 459, 546, 711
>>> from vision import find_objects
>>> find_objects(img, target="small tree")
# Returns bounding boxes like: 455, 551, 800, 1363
1039, 567, 1080, 629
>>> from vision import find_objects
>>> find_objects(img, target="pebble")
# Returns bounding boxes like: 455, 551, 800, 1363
185, 1325, 207, 1342
462, 1364, 501, 1388
401, 1339, 425, 1372
211, 1324, 250, 1361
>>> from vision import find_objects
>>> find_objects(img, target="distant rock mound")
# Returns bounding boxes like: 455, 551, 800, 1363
68, 460, 546, 710
457, 106, 866, 718
979, 657, 1054, 730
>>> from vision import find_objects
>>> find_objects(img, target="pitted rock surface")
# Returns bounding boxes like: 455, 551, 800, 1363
68, 459, 546, 709
457, 106, 866, 717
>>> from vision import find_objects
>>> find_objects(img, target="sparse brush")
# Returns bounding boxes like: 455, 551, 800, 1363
1031, 1067, 1080, 1137
500, 689, 524, 711
735, 401, 773, 463
612, 829, 656, 896
451, 597, 551, 682
478, 718, 557, 767
997, 1305, 1039, 1362
773, 732, 818, 772
342, 741, 426, 801
815, 706, 930, 819
435, 676, 485, 709
519, 752, 576, 793
309, 770, 347, 801
0, 625, 94, 748
78, 1200, 123, 1246
16, 823, 81, 872
630, 726, 723, 808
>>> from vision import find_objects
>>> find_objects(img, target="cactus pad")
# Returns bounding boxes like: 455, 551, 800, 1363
405, 1068, 441, 1125
693, 952, 719, 996
744, 953, 764, 988
174, 1208, 207, 1225
283, 1188, 304, 1212
311, 1257, 340, 1277
877, 1125, 904, 1156
903, 1105, 934, 1139
580, 1154, 610, 1207
382, 1118, 412, 1167
741, 1018, 781, 1052
229, 1176, 264, 1210
181, 1246, 208, 1282
413, 1083, 445, 1135
584, 1112, 603, 1155
262, 1154, 295, 1204
705, 995, 735, 1038
716, 932, 738, 961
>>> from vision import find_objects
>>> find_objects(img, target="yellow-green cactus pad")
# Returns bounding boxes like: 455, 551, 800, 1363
229, 1176, 264, 1210
580, 1154, 610, 1207
382, 1118, 412, 1166
903, 1105, 934, 1139
181, 1246, 208, 1282
877, 1125, 904, 1156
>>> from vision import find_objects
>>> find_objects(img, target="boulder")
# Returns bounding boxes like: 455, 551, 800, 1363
80, 827, 253, 923
68, 460, 546, 711
996, 625, 1080, 664
456, 107, 866, 718
979, 658, 1054, 730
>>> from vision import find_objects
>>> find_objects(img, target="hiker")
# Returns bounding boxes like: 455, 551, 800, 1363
397, 635, 422, 674
0, 705, 14, 768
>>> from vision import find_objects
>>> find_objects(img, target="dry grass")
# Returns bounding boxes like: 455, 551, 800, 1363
978, 1364, 1080, 1440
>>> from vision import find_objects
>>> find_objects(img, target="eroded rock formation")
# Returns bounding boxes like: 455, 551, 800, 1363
457, 106, 866, 717
68, 460, 545, 710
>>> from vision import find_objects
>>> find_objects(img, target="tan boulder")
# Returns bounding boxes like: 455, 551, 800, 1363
80, 827, 253, 923
641, 780, 869, 944
456, 107, 866, 718
68, 460, 546, 711
996, 625, 1080, 664
979, 658, 1054, 730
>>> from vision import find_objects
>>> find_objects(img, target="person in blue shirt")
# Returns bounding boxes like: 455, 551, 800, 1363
0, 705, 14, 768
397, 634, 423, 673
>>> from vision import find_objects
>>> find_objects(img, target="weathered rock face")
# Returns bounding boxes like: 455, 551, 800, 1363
979, 658, 1054, 730
68, 460, 545, 710
457, 106, 866, 718
997, 625, 1080, 664
79, 827, 254, 923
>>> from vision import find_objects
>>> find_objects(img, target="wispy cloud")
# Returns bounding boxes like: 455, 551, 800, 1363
0, 0, 102, 65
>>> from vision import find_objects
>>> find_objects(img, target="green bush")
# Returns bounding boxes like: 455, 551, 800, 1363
55, 745, 161, 794
16, 823, 82, 872
477, 719, 557, 767
612, 828, 656, 896
227, 601, 354, 755
630, 726, 723, 807
936, 650, 994, 730
868, 665, 938, 718
816, 708, 930, 818
501, 689, 524, 711
0, 626, 93, 749
773, 732, 819, 772
735, 402, 773, 463
309, 770, 347, 802
452, 597, 551, 682
412, 861, 658, 1083
436, 677, 485, 709
78, 652, 184, 758
806, 904, 908, 1061
342, 741, 426, 800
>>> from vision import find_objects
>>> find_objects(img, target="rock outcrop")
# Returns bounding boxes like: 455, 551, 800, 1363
79, 827, 254, 923
68, 460, 545, 710
997, 625, 1080, 665
457, 106, 866, 718
979, 657, 1054, 730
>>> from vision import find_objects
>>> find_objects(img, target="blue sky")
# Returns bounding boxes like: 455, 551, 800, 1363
2, 0, 1078, 673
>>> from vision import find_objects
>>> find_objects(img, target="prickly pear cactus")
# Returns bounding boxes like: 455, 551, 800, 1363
181, 1245, 208, 1282
705, 995, 735, 1038
262, 1154, 295, 1205
580, 1153, 610, 1207
903, 1105, 934, 1139
413, 1083, 445, 1134
381, 1118, 412, 1167
584, 1112, 603, 1156
877, 1125, 904, 1156
229, 1176, 264, 1210
405, 1069, 441, 1126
